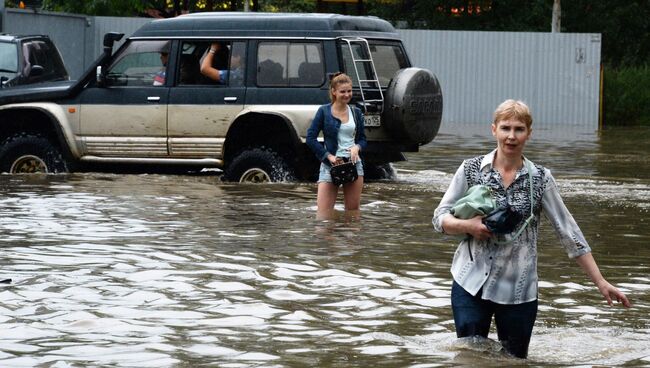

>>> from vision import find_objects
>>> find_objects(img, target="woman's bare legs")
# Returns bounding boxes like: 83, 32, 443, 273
343, 176, 364, 210
317, 182, 339, 212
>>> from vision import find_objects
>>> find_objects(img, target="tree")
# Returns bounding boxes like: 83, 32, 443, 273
561, 0, 649, 67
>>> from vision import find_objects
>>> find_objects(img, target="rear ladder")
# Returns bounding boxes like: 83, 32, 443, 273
340, 37, 384, 114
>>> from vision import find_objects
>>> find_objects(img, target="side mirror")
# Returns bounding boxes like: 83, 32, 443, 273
103, 32, 124, 54
29, 65, 45, 78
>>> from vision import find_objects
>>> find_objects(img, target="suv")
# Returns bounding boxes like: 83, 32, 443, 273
0, 34, 69, 88
0, 13, 442, 181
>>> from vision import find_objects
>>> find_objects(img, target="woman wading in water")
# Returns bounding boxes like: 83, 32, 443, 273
306, 72, 367, 217
433, 99, 630, 358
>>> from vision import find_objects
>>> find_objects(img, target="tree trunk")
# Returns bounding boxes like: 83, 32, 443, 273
551, 0, 561, 33
173, 0, 181, 16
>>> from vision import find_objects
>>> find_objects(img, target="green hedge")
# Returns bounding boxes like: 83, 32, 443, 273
603, 65, 650, 126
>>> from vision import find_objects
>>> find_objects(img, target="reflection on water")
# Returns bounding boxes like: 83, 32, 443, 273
1, 127, 649, 367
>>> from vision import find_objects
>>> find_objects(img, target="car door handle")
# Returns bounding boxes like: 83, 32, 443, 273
147, 96, 161, 102
224, 97, 238, 102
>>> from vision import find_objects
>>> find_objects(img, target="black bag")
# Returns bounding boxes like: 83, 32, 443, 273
482, 206, 524, 234
330, 158, 358, 186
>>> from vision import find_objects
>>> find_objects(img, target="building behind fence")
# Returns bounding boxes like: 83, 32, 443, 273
1, 8, 602, 137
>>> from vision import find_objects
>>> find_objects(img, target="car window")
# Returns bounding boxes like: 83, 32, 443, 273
257, 42, 324, 87
23, 40, 68, 81
106, 40, 170, 87
177, 40, 245, 87
339, 41, 408, 88
369, 43, 408, 87
0, 42, 18, 77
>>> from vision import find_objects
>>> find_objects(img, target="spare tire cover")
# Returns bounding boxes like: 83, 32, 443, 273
382, 67, 443, 145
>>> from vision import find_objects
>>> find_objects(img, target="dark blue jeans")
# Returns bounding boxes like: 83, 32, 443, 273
451, 281, 538, 359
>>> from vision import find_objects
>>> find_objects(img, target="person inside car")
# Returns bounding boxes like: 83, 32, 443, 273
153, 43, 170, 86
200, 42, 229, 84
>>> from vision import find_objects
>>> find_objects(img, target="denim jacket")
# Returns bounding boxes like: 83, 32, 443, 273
306, 104, 368, 163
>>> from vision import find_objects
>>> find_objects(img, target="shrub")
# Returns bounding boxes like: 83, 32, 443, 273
603, 65, 650, 126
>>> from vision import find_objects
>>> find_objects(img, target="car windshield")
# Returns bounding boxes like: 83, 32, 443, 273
0, 41, 19, 75
338, 40, 408, 88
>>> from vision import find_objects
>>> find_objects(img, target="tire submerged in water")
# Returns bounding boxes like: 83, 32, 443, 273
363, 162, 396, 181
0, 133, 69, 174
223, 148, 296, 183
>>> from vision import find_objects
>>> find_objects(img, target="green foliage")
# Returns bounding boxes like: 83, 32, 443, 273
258, 0, 314, 13
603, 65, 650, 126
366, 0, 551, 31
561, 1, 649, 68
40, 0, 151, 16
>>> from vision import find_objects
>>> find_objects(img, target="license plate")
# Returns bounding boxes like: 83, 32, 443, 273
365, 114, 381, 127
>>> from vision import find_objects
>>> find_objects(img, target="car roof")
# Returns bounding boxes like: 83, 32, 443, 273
131, 12, 400, 40
0, 34, 50, 43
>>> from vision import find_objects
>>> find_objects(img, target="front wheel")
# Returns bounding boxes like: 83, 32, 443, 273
223, 148, 295, 183
0, 133, 69, 174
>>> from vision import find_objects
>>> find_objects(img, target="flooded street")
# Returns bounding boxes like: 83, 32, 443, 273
1, 127, 649, 367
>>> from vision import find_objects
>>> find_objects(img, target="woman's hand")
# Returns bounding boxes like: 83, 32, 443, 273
327, 154, 338, 165
596, 279, 631, 307
349, 144, 360, 163
441, 215, 492, 240
574, 253, 632, 308
465, 216, 492, 241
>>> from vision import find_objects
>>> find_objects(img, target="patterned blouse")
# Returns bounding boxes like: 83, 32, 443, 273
432, 149, 592, 304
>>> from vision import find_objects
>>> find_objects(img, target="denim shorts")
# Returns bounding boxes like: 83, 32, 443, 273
318, 159, 364, 183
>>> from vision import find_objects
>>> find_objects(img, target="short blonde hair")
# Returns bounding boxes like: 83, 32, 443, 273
493, 99, 533, 129
329, 72, 352, 102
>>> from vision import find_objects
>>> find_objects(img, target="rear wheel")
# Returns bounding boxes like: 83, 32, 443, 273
0, 133, 69, 174
223, 148, 295, 183
364, 162, 396, 181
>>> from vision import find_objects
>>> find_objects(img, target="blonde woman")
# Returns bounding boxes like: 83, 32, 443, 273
306, 72, 367, 212
432, 99, 630, 358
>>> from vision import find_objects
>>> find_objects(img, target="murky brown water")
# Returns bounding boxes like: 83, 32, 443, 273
1, 126, 648, 367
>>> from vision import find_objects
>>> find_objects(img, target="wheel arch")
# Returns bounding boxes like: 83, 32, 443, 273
0, 106, 77, 161
223, 111, 303, 165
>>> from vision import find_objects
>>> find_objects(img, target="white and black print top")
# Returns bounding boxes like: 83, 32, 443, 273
433, 149, 592, 304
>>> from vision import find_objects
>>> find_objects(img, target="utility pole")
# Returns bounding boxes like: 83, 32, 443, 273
244, 0, 249, 12
551, 0, 561, 33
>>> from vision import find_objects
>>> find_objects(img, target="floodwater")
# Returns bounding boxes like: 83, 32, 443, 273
1, 126, 648, 367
